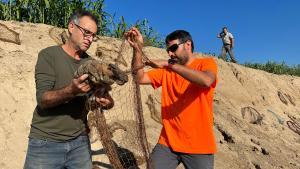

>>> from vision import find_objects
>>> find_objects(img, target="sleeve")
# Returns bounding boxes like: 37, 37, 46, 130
199, 58, 218, 88
35, 49, 56, 106
229, 33, 234, 39
145, 68, 164, 89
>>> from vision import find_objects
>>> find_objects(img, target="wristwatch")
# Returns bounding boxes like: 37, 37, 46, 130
168, 58, 177, 65
167, 59, 176, 69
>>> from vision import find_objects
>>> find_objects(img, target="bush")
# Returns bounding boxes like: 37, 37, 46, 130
244, 61, 300, 77
0, 0, 164, 48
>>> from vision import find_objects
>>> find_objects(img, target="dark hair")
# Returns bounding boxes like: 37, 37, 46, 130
222, 26, 227, 30
68, 10, 98, 26
165, 30, 194, 52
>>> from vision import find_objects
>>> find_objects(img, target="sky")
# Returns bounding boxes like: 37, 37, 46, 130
104, 0, 300, 65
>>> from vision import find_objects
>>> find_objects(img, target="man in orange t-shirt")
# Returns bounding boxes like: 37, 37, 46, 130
125, 28, 217, 169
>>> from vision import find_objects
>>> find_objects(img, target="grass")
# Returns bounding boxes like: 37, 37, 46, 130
1, 0, 298, 76
0, 0, 164, 48
244, 61, 300, 77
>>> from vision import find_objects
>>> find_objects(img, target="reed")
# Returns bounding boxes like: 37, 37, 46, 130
0, 0, 164, 47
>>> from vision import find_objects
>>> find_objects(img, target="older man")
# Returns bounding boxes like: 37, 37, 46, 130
24, 10, 113, 169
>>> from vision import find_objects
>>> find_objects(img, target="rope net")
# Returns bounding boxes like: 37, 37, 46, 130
88, 39, 154, 169
48, 28, 159, 168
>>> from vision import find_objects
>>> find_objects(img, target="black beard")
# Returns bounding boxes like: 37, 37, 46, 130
180, 56, 189, 65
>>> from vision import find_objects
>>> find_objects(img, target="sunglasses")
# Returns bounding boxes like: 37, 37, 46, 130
166, 41, 185, 53
74, 23, 97, 40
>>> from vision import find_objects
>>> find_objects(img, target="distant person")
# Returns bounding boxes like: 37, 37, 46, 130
217, 26, 237, 63
23, 10, 114, 169
125, 28, 217, 169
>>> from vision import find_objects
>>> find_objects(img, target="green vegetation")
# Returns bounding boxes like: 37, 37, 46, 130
205, 52, 299, 77
2, 0, 297, 76
244, 61, 300, 76
0, 0, 164, 47
134, 19, 164, 48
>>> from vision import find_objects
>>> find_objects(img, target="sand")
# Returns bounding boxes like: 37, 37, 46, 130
0, 20, 299, 169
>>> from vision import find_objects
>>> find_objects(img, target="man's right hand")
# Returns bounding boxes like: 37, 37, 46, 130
125, 27, 144, 52
68, 74, 91, 95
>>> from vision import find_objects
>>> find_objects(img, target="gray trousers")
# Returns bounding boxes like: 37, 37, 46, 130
150, 144, 214, 169
221, 44, 237, 63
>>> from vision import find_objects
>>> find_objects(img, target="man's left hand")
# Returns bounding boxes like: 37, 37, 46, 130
95, 93, 114, 110
124, 27, 144, 53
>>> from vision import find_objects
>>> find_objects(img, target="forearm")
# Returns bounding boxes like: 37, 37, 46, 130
169, 64, 215, 88
125, 27, 152, 84
40, 84, 76, 109
133, 49, 146, 83
231, 38, 234, 47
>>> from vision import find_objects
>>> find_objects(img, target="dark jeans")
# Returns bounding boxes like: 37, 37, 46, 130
23, 136, 92, 169
221, 44, 237, 63
150, 144, 214, 169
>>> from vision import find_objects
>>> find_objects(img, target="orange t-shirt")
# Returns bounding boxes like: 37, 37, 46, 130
146, 57, 218, 154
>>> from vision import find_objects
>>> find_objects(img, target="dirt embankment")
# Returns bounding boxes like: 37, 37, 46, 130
0, 20, 299, 169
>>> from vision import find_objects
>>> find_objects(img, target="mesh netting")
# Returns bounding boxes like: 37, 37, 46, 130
86, 40, 153, 169
75, 59, 150, 168
49, 28, 156, 168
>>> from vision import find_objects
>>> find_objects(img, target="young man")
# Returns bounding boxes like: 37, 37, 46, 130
217, 26, 237, 63
24, 10, 113, 169
125, 28, 218, 169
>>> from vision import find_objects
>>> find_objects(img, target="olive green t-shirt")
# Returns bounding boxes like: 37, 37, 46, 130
29, 46, 90, 142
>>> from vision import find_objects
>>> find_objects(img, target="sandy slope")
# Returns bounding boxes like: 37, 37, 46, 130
0, 20, 299, 169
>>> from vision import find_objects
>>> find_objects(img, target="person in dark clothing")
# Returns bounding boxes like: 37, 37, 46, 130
24, 10, 113, 169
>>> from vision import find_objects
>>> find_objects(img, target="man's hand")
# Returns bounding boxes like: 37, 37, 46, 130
124, 27, 144, 52
230, 38, 234, 49
94, 91, 114, 110
68, 74, 91, 95
40, 74, 91, 109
